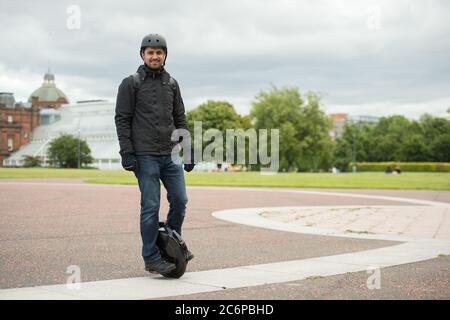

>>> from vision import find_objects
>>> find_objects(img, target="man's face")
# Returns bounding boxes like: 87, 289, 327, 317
141, 47, 165, 69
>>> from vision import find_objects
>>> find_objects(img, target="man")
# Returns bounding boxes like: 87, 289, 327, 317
115, 34, 194, 275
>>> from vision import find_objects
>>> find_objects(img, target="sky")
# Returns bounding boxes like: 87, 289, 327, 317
0, 0, 449, 119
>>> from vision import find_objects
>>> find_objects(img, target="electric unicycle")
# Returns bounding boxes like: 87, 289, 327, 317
156, 222, 191, 278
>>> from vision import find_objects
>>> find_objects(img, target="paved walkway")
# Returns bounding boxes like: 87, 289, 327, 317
0, 180, 449, 299
260, 206, 450, 240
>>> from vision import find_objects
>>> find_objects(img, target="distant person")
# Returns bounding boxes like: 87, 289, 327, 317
385, 166, 392, 174
394, 164, 401, 174
115, 34, 195, 275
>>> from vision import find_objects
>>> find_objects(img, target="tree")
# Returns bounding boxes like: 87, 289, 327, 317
333, 122, 373, 170
250, 85, 302, 171
186, 100, 251, 165
187, 100, 244, 133
368, 115, 413, 161
399, 134, 430, 161
430, 133, 450, 162
419, 114, 450, 145
47, 134, 93, 168
335, 113, 450, 163
250, 85, 333, 171
22, 155, 42, 167
297, 92, 334, 171
279, 122, 301, 171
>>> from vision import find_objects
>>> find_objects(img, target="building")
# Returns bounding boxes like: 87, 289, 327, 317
329, 113, 380, 140
3, 100, 121, 170
0, 93, 40, 164
28, 69, 69, 109
347, 115, 379, 125
0, 69, 70, 166
2, 69, 121, 169
329, 113, 348, 140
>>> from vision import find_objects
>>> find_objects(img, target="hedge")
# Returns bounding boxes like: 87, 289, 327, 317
350, 162, 450, 172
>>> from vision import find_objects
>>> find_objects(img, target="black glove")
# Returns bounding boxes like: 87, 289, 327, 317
183, 147, 196, 172
121, 152, 138, 172
184, 163, 195, 172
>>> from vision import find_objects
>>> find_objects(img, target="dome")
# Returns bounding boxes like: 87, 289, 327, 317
44, 73, 55, 81
28, 69, 68, 103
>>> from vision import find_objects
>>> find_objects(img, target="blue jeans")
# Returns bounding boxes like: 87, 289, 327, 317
134, 154, 188, 263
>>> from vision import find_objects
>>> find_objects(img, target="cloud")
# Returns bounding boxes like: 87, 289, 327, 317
0, 0, 449, 118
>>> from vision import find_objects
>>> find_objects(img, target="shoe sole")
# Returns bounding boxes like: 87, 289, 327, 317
145, 266, 177, 274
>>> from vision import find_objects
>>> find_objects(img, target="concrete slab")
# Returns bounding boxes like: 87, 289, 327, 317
2, 239, 449, 300
1, 181, 449, 299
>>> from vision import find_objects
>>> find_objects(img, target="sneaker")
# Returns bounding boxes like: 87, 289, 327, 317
186, 250, 194, 261
145, 259, 176, 274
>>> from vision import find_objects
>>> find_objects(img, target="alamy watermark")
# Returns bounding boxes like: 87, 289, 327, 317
170, 121, 280, 174
366, 265, 381, 290
366, 5, 381, 30
66, 265, 82, 290
66, 5, 81, 30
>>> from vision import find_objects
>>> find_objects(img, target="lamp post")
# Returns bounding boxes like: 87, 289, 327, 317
352, 127, 357, 173
77, 128, 81, 169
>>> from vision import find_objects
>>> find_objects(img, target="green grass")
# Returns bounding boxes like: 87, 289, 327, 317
0, 168, 449, 190
0, 167, 126, 180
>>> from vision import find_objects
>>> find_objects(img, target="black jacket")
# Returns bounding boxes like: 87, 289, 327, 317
114, 65, 188, 156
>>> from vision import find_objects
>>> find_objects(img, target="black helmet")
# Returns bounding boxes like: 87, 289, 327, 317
140, 34, 168, 64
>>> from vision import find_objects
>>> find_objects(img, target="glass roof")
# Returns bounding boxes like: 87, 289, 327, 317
5, 100, 121, 164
